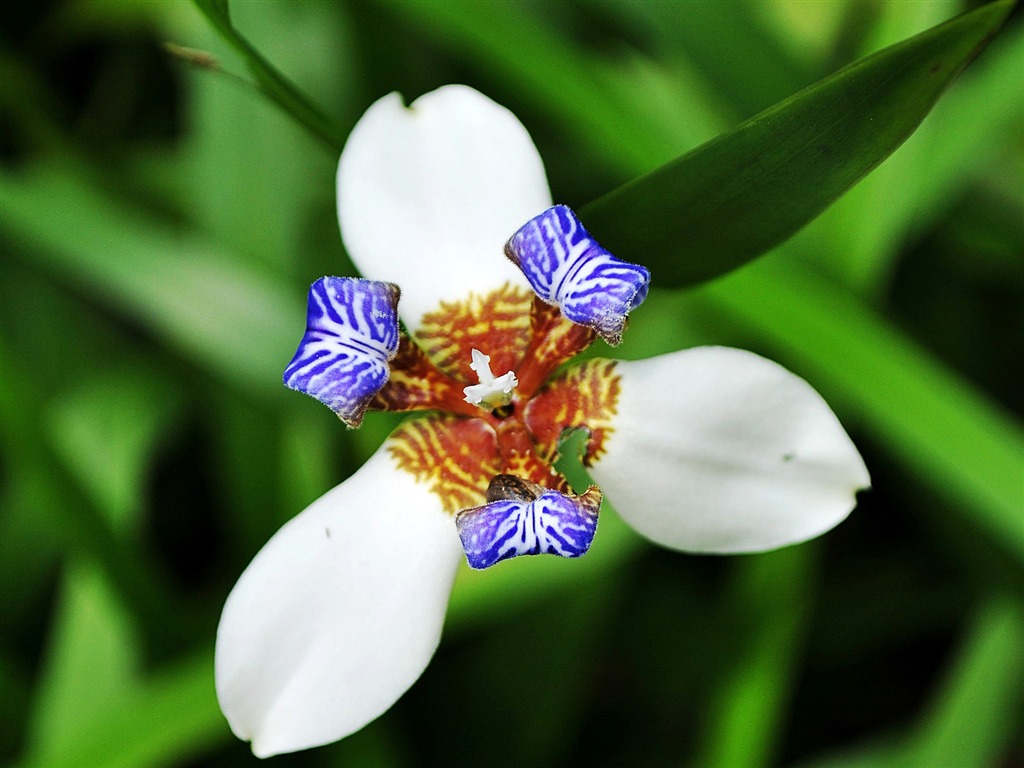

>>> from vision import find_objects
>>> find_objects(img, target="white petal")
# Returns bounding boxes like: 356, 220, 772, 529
215, 442, 462, 757
337, 85, 552, 332
588, 347, 870, 553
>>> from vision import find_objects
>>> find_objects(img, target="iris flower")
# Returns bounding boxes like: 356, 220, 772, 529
215, 85, 869, 757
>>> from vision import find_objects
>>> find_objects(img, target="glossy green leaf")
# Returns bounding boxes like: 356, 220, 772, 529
800, 19, 1024, 292
581, 0, 1014, 288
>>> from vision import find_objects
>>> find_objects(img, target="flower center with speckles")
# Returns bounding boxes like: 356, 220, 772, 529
370, 284, 619, 514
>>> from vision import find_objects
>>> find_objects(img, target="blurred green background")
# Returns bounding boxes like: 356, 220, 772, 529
1, 1, 1022, 767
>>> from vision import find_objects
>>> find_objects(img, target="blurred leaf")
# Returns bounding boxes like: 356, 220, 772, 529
45, 371, 183, 535
795, 598, 1024, 768
581, 0, 1014, 288
0, 336, 184, 642
0, 459, 63, 622
25, 562, 140, 765
697, 546, 815, 768
793, 734, 913, 768
856, 0, 959, 57
19, 649, 225, 768
279, 406, 342, 521
700, 258, 1024, 562
16, 523, 219, 768
1, 165, 300, 396
207, 390, 291, 554
387, 0, 669, 175
177, 1, 347, 272
908, 598, 1024, 768
190, 0, 345, 151
595, 0, 814, 120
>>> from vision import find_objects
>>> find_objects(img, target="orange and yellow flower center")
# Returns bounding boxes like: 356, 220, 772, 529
373, 284, 620, 514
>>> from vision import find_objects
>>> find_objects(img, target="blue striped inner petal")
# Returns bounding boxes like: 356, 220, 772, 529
505, 205, 650, 345
456, 476, 602, 570
284, 277, 400, 427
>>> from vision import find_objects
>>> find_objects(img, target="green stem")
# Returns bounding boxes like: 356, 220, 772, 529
191, 0, 345, 153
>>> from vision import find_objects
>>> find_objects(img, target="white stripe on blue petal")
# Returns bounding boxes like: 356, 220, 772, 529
284, 277, 400, 427
455, 475, 601, 569
505, 205, 650, 345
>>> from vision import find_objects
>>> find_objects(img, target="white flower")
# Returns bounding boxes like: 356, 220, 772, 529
215, 85, 870, 757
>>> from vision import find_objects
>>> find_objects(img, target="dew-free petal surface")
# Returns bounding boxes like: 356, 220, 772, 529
588, 347, 869, 553
215, 441, 462, 757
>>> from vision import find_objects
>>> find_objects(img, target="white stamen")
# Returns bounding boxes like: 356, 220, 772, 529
463, 348, 518, 409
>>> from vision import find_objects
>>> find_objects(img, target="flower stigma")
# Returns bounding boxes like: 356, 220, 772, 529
463, 348, 518, 409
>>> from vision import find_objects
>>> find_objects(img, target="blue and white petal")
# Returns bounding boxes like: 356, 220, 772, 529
456, 478, 602, 569
586, 347, 870, 554
215, 439, 463, 758
284, 277, 400, 427
505, 205, 650, 345
337, 85, 552, 333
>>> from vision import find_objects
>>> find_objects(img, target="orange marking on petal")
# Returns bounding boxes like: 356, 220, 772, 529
516, 298, 596, 397
414, 284, 533, 381
523, 359, 620, 465
502, 449, 570, 494
389, 415, 501, 514
372, 335, 475, 415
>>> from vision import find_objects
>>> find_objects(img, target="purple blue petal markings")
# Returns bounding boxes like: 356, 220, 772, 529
456, 477, 602, 569
505, 205, 651, 345
283, 277, 401, 427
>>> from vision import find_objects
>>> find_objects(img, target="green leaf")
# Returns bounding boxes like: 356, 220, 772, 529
593, 0, 815, 120
581, 0, 1014, 288
387, 0, 674, 175
800, 18, 1024, 292
0, 336, 186, 642
20, 565, 221, 768
207, 0, 230, 21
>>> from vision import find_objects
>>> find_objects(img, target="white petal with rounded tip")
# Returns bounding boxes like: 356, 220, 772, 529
588, 347, 870, 553
337, 85, 552, 333
215, 440, 462, 757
